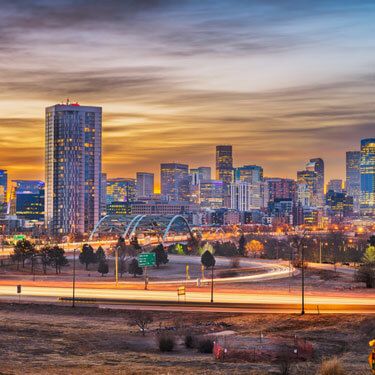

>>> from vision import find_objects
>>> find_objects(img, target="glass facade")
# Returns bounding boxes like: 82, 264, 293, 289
215, 145, 233, 202
360, 138, 375, 216
136, 172, 154, 198
0, 169, 7, 205
160, 163, 190, 201
45, 103, 102, 235
107, 178, 136, 204
308, 158, 324, 206
199, 180, 223, 208
346, 151, 361, 212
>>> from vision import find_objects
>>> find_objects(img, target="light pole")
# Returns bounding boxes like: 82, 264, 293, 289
115, 246, 119, 287
301, 243, 305, 315
72, 248, 77, 308
210, 265, 214, 303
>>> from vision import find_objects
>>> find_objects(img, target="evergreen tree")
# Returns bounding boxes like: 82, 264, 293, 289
96, 246, 106, 261
152, 244, 169, 268
128, 258, 143, 278
238, 234, 245, 256
201, 250, 216, 269
98, 258, 109, 276
12, 239, 36, 269
79, 244, 96, 270
48, 246, 68, 274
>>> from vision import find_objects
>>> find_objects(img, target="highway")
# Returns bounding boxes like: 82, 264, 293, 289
0, 284, 374, 314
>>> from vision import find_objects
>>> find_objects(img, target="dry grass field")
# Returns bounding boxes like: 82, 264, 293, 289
0, 302, 373, 374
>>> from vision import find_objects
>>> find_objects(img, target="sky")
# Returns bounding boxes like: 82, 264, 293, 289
0, 0, 374, 190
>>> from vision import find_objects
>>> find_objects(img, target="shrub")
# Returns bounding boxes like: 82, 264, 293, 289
158, 334, 175, 352
197, 338, 214, 353
184, 334, 196, 349
318, 357, 346, 375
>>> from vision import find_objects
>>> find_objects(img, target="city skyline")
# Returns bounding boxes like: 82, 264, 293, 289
0, 1, 374, 186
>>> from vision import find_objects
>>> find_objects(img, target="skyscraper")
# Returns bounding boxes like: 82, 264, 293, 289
297, 169, 317, 207
106, 178, 136, 204
230, 180, 263, 211
360, 138, 375, 216
160, 163, 190, 201
346, 151, 361, 212
308, 158, 324, 206
326, 179, 343, 194
45, 102, 102, 235
265, 178, 297, 203
234, 165, 263, 183
0, 169, 8, 205
216, 145, 233, 206
136, 172, 154, 198
199, 180, 223, 209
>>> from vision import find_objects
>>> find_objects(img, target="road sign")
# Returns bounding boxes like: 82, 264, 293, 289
177, 285, 186, 302
137, 252, 156, 267
13, 235, 26, 242
177, 286, 186, 296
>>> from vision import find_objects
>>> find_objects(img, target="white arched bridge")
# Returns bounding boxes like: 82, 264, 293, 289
89, 214, 195, 243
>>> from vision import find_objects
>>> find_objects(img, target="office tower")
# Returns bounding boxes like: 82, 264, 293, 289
100, 173, 107, 216
216, 146, 233, 204
346, 151, 361, 212
106, 178, 136, 204
45, 102, 102, 235
326, 179, 343, 194
199, 180, 223, 209
360, 138, 375, 216
136, 172, 154, 198
265, 178, 297, 203
230, 180, 263, 211
191, 166, 211, 184
297, 169, 317, 207
234, 165, 263, 183
0, 169, 7, 204
160, 163, 190, 201
11, 180, 44, 221
326, 191, 353, 219
308, 158, 324, 206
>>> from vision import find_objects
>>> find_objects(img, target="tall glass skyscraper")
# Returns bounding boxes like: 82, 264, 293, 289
107, 178, 136, 204
346, 151, 361, 212
216, 145, 233, 206
160, 163, 190, 201
308, 158, 324, 206
45, 102, 102, 235
360, 138, 375, 216
136, 172, 154, 198
0, 169, 7, 205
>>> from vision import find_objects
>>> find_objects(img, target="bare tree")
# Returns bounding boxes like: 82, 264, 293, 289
129, 311, 153, 336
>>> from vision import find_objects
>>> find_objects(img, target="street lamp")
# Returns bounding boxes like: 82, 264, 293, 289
301, 244, 305, 315
72, 248, 77, 308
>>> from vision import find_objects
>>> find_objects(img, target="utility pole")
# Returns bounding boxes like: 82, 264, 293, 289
72, 248, 77, 308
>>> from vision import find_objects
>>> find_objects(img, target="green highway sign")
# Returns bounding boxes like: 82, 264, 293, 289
13, 235, 26, 242
137, 252, 156, 267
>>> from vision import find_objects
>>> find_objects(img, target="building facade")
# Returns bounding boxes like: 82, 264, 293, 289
326, 179, 343, 194
136, 172, 154, 198
346, 151, 361, 212
308, 158, 324, 206
360, 138, 375, 216
216, 145, 233, 204
106, 178, 136, 204
0, 169, 7, 205
45, 102, 102, 235
161, 163, 190, 202
199, 180, 223, 209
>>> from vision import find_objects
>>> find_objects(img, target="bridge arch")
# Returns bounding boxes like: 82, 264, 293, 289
89, 215, 131, 241
162, 215, 193, 242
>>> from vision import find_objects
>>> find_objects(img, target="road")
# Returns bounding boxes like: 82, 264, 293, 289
0, 284, 374, 314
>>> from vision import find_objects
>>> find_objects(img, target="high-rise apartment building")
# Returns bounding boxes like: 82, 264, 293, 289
45, 102, 102, 235
136, 172, 154, 198
346, 151, 361, 212
360, 138, 375, 216
160, 163, 190, 201
234, 165, 263, 183
216, 146, 233, 203
190, 167, 211, 185
230, 180, 263, 211
307, 158, 324, 206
